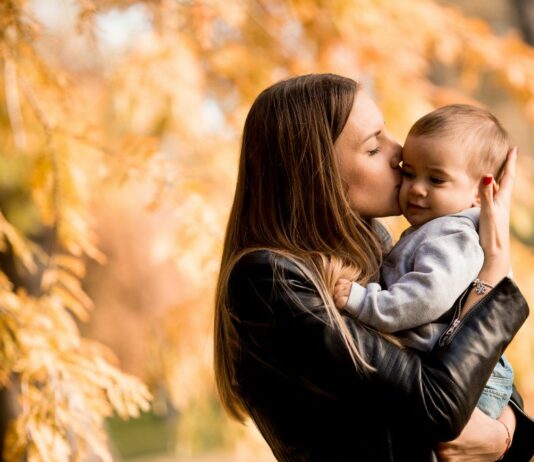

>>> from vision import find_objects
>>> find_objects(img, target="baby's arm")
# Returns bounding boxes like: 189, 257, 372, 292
336, 224, 484, 333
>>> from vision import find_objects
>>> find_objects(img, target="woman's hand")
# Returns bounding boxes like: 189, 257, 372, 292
461, 147, 517, 316
478, 147, 517, 279
436, 406, 516, 461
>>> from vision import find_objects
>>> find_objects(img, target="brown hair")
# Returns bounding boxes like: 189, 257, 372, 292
408, 104, 510, 180
214, 74, 385, 421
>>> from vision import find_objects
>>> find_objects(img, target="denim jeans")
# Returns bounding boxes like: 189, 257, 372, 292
476, 354, 514, 419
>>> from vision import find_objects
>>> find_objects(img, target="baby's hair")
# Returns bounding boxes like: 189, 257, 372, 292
408, 104, 510, 180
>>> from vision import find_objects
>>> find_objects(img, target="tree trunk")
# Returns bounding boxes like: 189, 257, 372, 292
0, 385, 20, 462
512, 0, 534, 45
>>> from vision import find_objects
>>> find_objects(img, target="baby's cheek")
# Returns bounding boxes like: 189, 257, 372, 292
398, 183, 408, 206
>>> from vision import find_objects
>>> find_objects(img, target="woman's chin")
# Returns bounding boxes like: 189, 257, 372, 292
379, 203, 402, 218
351, 199, 402, 219
368, 211, 402, 219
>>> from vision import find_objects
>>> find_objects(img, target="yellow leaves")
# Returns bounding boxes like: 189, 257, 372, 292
28, 422, 71, 462
41, 255, 94, 322
0, 164, 148, 461
104, 372, 151, 419
55, 268, 92, 306
30, 153, 55, 225
50, 285, 91, 322
119, 134, 159, 162
59, 211, 106, 263
290, 0, 321, 23
505, 63, 528, 88
4, 418, 26, 462
1, 288, 152, 461
0, 2, 165, 462
2, 0, 534, 459
0, 317, 18, 385
112, 36, 205, 138
4, 58, 28, 151
433, 30, 462, 65
53, 254, 86, 278
0, 211, 39, 273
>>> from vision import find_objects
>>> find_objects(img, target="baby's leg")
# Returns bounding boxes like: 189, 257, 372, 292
476, 354, 514, 419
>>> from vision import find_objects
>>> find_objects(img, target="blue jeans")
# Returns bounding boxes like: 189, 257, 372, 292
476, 354, 514, 419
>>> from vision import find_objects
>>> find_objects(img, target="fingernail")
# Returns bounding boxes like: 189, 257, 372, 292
482, 175, 493, 186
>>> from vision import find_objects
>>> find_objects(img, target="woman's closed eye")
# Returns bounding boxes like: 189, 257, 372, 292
368, 146, 380, 156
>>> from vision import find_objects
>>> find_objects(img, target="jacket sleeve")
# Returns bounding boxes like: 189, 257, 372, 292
344, 223, 484, 333
228, 251, 530, 443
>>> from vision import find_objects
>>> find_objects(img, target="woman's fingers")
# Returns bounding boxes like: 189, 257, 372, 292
496, 146, 517, 203
478, 174, 495, 213
477, 146, 513, 270
436, 408, 509, 461
478, 146, 517, 211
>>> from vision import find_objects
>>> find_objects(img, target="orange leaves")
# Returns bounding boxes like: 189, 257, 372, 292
1, 289, 151, 462
1, 6, 153, 459
0, 211, 39, 273
2, 0, 534, 459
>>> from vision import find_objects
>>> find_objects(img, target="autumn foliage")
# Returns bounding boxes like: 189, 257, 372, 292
1, 0, 534, 460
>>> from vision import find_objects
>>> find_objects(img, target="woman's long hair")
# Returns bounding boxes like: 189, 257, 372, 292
214, 74, 385, 421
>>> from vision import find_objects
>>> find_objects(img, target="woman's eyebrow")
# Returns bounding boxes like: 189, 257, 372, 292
361, 130, 381, 143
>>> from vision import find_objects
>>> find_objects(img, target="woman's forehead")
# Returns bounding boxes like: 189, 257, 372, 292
347, 91, 385, 144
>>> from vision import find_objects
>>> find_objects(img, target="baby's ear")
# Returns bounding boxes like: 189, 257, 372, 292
471, 184, 481, 207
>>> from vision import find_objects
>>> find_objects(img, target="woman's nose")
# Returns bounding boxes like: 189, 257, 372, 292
389, 140, 402, 169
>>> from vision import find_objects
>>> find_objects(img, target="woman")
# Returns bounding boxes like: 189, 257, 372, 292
214, 74, 533, 461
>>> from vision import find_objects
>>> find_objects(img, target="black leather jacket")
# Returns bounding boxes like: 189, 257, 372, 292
227, 250, 534, 461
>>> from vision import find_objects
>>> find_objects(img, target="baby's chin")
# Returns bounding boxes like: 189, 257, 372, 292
401, 208, 434, 228
404, 216, 430, 228
403, 205, 477, 227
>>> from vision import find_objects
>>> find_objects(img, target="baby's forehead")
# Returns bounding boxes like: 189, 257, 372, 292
404, 133, 469, 160
403, 133, 478, 171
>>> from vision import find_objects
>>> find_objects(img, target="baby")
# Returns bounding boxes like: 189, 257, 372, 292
334, 104, 513, 419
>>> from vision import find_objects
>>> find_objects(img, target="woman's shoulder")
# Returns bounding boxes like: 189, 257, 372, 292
228, 249, 320, 312
232, 248, 276, 269
231, 249, 308, 282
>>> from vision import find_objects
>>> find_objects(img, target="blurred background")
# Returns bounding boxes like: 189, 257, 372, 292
1, 0, 534, 461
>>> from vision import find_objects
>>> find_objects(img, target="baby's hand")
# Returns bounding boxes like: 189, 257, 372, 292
333, 278, 352, 310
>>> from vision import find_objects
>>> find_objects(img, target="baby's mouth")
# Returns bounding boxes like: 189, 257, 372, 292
407, 203, 428, 210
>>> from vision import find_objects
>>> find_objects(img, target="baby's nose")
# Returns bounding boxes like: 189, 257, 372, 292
410, 181, 427, 196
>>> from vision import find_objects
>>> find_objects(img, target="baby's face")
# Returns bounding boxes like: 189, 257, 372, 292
399, 135, 480, 227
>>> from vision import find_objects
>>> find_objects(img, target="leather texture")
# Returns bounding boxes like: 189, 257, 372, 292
226, 250, 534, 461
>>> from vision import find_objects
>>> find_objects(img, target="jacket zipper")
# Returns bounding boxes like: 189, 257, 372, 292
437, 284, 488, 347
438, 318, 461, 346
437, 287, 466, 347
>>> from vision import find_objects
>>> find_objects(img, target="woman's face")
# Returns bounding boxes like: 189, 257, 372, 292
334, 91, 402, 218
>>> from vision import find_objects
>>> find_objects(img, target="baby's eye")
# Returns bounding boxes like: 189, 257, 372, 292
430, 177, 446, 185
401, 170, 415, 179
